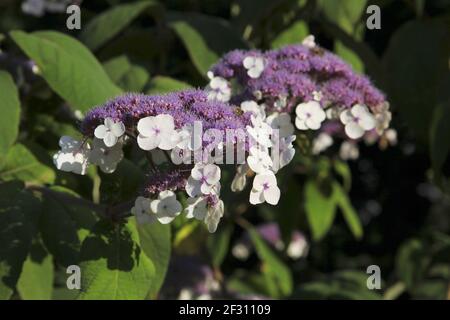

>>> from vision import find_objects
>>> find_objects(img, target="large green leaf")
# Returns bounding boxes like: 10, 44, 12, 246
134, 219, 171, 298
146, 76, 192, 94
248, 227, 293, 298
17, 238, 54, 300
0, 71, 20, 163
77, 220, 156, 300
0, 181, 40, 300
319, 0, 367, 32
40, 195, 81, 267
383, 19, 450, 141
100, 159, 144, 204
80, 1, 161, 51
10, 30, 122, 112
304, 180, 336, 241
103, 55, 150, 92
333, 182, 363, 240
271, 20, 309, 49
0, 143, 55, 185
167, 12, 248, 76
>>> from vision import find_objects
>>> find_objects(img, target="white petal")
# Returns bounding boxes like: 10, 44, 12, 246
104, 117, 115, 129
305, 118, 321, 130
103, 132, 118, 147
340, 110, 354, 125
137, 134, 159, 150
186, 177, 201, 197
359, 112, 376, 131
204, 164, 221, 185
264, 186, 281, 205
295, 117, 308, 130
345, 122, 365, 139
247, 67, 262, 79
137, 116, 156, 137
110, 121, 125, 137
156, 215, 175, 224
191, 164, 204, 180
249, 189, 264, 204
243, 56, 255, 69
94, 125, 108, 139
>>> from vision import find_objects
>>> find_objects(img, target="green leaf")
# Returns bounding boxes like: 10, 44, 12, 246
319, 0, 367, 33
167, 12, 248, 76
335, 40, 364, 73
333, 182, 363, 239
10, 30, 122, 112
0, 71, 20, 163
100, 159, 144, 204
248, 227, 293, 298
0, 181, 40, 299
396, 238, 430, 290
103, 55, 150, 92
80, 1, 161, 51
77, 220, 156, 300
146, 76, 192, 94
0, 143, 55, 185
304, 180, 336, 241
271, 20, 309, 49
383, 19, 450, 141
430, 103, 450, 184
333, 159, 352, 191
208, 223, 233, 267
17, 238, 54, 300
40, 194, 82, 267
134, 219, 171, 298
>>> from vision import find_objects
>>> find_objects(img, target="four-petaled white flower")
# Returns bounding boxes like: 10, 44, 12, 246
272, 135, 296, 172
185, 196, 208, 221
249, 172, 281, 205
266, 112, 294, 138
247, 116, 273, 148
374, 102, 392, 135
295, 101, 326, 130
340, 104, 376, 139
240, 100, 266, 120
339, 141, 359, 160
94, 117, 125, 147
150, 190, 182, 224
243, 56, 265, 79
204, 200, 224, 233
137, 114, 178, 150
312, 133, 333, 155
53, 136, 90, 175
89, 138, 123, 173
231, 164, 249, 192
247, 146, 273, 174
186, 164, 221, 197
302, 35, 316, 48
206, 71, 231, 102
131, 196, 155, 225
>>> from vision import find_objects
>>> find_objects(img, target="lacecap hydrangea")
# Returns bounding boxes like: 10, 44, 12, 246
207, 35, 396, 160
53, 89, 293, 233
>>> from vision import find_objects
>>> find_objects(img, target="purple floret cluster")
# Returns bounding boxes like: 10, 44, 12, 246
210, 44, 386, 113
144, 168, 188, 196
81, 89, 251, 136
